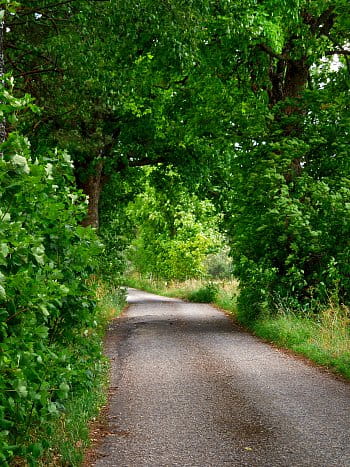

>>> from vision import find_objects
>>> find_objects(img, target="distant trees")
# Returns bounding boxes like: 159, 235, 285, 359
127, 170, 224, 280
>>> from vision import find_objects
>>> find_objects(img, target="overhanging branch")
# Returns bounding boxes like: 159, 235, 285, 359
14, 67, 63, 78
325, 49, 350, 56
258, 43, 290, 61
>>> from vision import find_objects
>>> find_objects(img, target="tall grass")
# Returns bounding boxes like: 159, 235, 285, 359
41, 371, 108, 466
252, 303, 350, 379
124, 275, 239, 304
124, 275, 212, 299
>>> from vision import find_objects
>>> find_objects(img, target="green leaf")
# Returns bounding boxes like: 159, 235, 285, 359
36, 326, 49, 339
28, 442, 43, 459
16, 383, 28, 399
57, 382, 70, 399
39, 304, 49, 317
31, 245, 45, 265
0, 244, 9, 258
47, 402, 59, 415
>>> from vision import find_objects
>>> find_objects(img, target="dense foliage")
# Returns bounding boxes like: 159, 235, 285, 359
0, 86, 103, 463
4, 0, 349, 310
217, 1, 350, 319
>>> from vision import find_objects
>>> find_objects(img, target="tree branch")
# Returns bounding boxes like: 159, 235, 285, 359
5, 43, 58, 66
154, 75, 189, 90
324, 34, 350, 75
258, 43, 289, 61
14, 0, 78, 17
325, 49, 350, 56
302, 7, 335, 36
14, 67, 63, 78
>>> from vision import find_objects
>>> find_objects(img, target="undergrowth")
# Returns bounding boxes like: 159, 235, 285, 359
39, 282, 126, 466
187, 283, 219, 303
7, 282, 125, 466
39, 370, 108, 466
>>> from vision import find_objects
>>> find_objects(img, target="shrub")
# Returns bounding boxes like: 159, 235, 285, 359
188, 282, 219, 303
204, 246, 233, 279
0, 86, 103, 464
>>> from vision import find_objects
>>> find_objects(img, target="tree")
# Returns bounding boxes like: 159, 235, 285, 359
5, 0, 220, 227
213, 0, 350, 318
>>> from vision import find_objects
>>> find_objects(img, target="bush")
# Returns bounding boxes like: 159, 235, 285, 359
188, 283, 219, 303
0, 87, 103, 464
225, 78, 350, 321
204, 246, 233, 279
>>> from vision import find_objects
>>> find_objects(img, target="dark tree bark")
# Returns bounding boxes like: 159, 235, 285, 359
81, 160, 104, 228
283, 57, 309, 101
79, 141, 165, 229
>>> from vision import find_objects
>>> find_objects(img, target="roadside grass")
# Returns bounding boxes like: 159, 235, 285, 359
41, 371, 108, 466
253, 305, 350, 379
125, 275, 350, 380
124, 275, 240, 308
38, 281, 126, 466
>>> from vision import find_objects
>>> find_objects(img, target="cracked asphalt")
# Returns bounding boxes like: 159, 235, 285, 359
91, 288, 350, 466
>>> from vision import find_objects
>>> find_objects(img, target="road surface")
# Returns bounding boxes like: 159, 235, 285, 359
92, 288, 350, 466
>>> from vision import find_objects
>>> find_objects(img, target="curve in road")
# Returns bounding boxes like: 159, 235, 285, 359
92, 288, 350, 466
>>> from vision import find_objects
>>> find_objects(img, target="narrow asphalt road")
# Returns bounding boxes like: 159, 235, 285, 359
92, 288, 350, 466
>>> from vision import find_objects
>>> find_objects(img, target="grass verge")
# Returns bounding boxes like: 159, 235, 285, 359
125, 276, 350, 380
41, 371, 108, 466
37, 282, 126, 466
252, 305, 350, 379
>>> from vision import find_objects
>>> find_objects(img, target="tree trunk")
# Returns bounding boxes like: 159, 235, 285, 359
81, 160, 104, 228
268, 54, 309, 183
